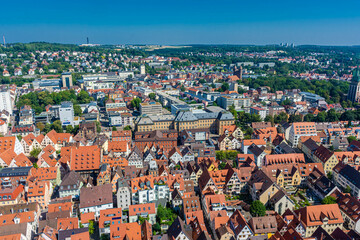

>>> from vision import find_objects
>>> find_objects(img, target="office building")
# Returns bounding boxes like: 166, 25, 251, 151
250, 107, 267, 120
59, 102, 74, 127
288, 122, 317, 147
0, 90, 12, 114
140, 65, 146, 75
348, 68, 360, 103
139, 102, 163, 116
61, 72, 73, 89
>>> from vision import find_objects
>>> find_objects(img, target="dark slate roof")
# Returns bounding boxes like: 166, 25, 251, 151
276, 142, 296, 154
58, 228, 89, 240
0, 166, 32, 177
248, 144, 264, 158
175, 111, 198, 122
217, 111, 234, 120
334, 164, 360, 188
311, 226, 334, 240
312, 175, 337, 196
303, 138, 319, 152
168, 217, 192, 240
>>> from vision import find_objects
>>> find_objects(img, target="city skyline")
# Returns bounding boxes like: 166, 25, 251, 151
1, 0, 360, 45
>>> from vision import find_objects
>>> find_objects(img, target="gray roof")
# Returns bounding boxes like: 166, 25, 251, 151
217, 111, 234, 120
194, 112, 218, 120
0, 222, 30, 237
60, 171, 82, 190
137, 116, 154, 125
0, 166, 32, 177
175, 111, 198, 122
61, 101, 73, 108
58, 228, 89, 240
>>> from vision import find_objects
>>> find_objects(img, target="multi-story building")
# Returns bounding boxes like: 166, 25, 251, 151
312, 145, 338, 173
217, 96, 251, 110
0, 90, 13, 114
288, 122, 317, 147
59, 102, 74, 127
140, 102, 163, 116
250, 107, 267, 120
108, 112, 122, 126
79, 184, 113, 220
59, 171, 83, 199
61, 72, 73, 89
333, 191, 360, 233
134, 130, 178, 153
293, 204, 344, 237
112, 130, 132, 142
135, 115, 175, 132
347, 68, 360, 103
99, 208, 122, 236
130, 174, 184, 204
174, 111, 234, 134
333, 163, 360, 199
27, 180, 52, 209
19, 105, 34, 125
117, 179, 131, 210
128, 203, 156, 224
0, 166, 31, 187
0, 185, 24, 206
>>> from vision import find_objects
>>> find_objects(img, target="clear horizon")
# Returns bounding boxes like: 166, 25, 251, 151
1, 0, 360, 46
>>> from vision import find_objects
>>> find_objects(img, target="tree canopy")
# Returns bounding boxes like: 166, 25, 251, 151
250, 200, 266, 217
17, 90, 93, 114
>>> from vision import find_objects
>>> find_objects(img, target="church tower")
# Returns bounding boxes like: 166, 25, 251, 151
348, 68, 360, 102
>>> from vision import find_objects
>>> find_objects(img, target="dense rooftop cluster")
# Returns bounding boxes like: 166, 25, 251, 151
0, 43, 360, 240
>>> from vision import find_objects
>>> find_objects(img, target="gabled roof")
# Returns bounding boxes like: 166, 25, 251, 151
294, 204, 343, 227
79, 184, 113, 209
313, 145, 334, 163
168, 217, 192, 240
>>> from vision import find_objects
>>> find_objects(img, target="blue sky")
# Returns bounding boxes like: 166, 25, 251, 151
1, 0, 360, 45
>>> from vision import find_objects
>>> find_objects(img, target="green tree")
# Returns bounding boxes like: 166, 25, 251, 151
153, 223, 161, 233
288, 114, 302, 123
17, 135, 22, 141
229, 105, 237, 119
216, 151, 225, 161
149, 93, 156, 100
280, 99, 292, 106
221, 83, 230, 92
74, 104, 82, 116
30, 148, 42, 158
33, 163, 39, 169
95, 121, 101, 133
250, 200, 266, 217
218, 162, 227, 170
264, 115, 274, 126
344, 185, 352, 194
348, 136, 357, 143
327, 171, 333, 180
66, 125, 74, 134
36, 122, 45, 132
112, 126, 117, 131
304, 114, 315, 122
100, 235, 110, 240
88, 220, 95, 235
51, 120, 63, 133
274, 112, 288, 123
124, 125, 132, 130
131, 97, 142, 109
321, 196, 337, 204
